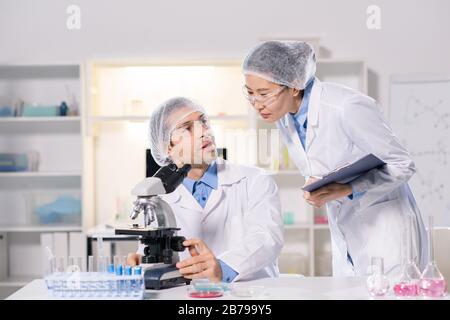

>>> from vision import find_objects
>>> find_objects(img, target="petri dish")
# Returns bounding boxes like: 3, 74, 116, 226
187, 279, 227, 298
231, 285, 265, 298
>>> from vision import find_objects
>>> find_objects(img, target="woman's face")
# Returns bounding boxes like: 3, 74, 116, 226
244, 74, 300, 123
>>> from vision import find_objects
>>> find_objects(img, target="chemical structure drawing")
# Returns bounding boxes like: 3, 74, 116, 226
404, 95, 450, 129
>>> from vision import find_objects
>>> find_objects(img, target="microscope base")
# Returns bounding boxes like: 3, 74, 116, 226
143, 263, 190, 290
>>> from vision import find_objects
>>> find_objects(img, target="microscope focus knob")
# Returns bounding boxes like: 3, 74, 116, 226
171, 236, 186, 252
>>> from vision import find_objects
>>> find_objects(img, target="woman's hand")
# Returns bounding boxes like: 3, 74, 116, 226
176, 239, 222, 282
303, 178, 352, 208
126, 253, 141, 266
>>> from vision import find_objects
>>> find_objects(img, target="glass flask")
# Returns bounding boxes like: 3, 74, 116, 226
418, 215, 447, 297
366, 256, 390, 297
393, 215, 421, 297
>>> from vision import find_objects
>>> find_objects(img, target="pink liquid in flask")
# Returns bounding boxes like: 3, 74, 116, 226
419, 279, 447, 297
393, 283, 419, 296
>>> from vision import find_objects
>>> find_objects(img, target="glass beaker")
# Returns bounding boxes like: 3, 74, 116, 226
366, 256, 390, 297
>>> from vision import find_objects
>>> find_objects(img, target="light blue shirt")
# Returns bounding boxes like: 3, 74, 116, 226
290, 78, 314, 150
182, 162, 238, 282
183, 162, 218, 208
290, 78, 364, 200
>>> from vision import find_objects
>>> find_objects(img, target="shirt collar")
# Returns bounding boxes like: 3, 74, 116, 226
291, 78, 315, 124
183, 161, 218, 192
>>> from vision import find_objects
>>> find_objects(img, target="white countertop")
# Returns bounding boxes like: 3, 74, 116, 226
6, 276, 450, 300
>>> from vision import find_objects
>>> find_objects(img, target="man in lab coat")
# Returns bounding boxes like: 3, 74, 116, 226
128, 97, 284, 282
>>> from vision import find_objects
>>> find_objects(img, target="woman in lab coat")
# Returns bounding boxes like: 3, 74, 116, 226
128, 97, 284, 282
242, 40, 427, 276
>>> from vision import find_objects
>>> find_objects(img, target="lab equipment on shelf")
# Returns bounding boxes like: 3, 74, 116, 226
0, 151, 39, 172
0, 105, 14, 117
35, 194, 81, 225
22, 104, 60, 117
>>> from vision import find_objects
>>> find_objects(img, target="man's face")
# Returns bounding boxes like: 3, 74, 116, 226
167, 110, 217, 166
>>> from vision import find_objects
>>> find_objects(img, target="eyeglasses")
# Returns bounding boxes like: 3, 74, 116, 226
170, 114, 211, 138
242, 85, 286, 105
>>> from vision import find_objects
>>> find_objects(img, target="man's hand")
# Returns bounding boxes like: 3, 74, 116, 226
303, 177, 352, 208
126, 253, 141, 266
176, 239, 222, 282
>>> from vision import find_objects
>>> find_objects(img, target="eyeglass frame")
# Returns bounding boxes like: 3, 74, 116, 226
242, 85, 287, 105
170, 113, 211, 141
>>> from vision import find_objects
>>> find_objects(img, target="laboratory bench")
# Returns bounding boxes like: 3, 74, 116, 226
6, 276, 450, 300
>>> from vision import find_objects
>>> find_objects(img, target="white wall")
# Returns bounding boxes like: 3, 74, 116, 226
1, 0, 450, 111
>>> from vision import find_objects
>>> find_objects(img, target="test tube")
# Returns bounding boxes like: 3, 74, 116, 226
106, 256, 114, 274
57, 256, 67, 297
133, 266, 143, 295
97, 236, 104, 257
44, 256, 56, 275
78, 257, 83, 271
124, 265, 132, 296
57, 256, 67, 273
125, 265, 132, 275
85, 255, 94, 296
132, 266, 142, 275
88, 256, 94, 273
95, 240, 107, 296
68, 256, 82, 272
120, 256, 127, 293
97, 256, 107, 273
44, 256, 56, 293
114, 255, 122, 275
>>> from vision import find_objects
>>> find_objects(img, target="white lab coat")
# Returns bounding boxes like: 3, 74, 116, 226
277, 78, 427, 276
139, 158, 284, 281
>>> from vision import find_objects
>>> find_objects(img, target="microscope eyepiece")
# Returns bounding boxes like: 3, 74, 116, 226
154, 163, 192, 194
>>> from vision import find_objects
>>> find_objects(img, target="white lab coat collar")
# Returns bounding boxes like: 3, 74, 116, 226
304, 77, 323, 151
278, 77, 322, 130
160, 158, 246, 215
275, 78, 323, 176
215, 157, 247, 186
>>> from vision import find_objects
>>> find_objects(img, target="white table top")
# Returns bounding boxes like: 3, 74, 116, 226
6, 276, 450, 300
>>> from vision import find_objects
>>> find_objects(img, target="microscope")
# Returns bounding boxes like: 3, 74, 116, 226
115, 163, 191, 289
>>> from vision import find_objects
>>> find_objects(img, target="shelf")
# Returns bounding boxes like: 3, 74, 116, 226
91, 114, 248, 122
0, 276, 37, 287
209, 115, 248, 121
283, 224, 329, 230
0, 117, 80, 123
0, 172, 81, 178
0, 225, 82, 233
267, 170, 301, 175
317, 58, 365, 64
313, 224, 329, 230
284, 224, 311, 230
0, 116, 81, 133
280, 247, 309, 255
92, 116, 148, 122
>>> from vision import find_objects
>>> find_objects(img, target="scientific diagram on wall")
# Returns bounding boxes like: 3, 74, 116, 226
390, 75, 450, 227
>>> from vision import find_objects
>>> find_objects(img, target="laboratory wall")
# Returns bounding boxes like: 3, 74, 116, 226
0, 0, 449, 112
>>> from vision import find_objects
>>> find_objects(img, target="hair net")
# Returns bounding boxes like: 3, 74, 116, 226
242, 40, 316, 90
149, 97, 206, 166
